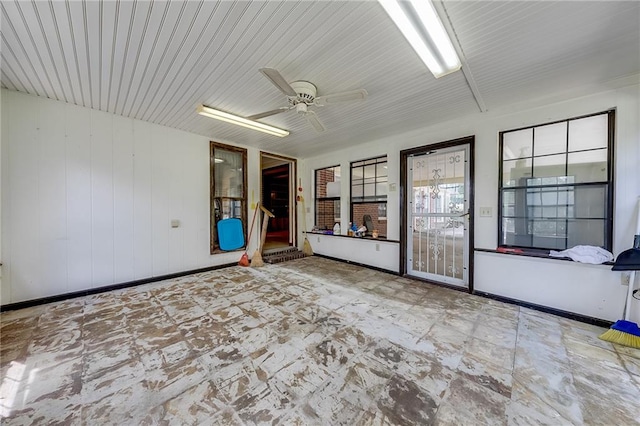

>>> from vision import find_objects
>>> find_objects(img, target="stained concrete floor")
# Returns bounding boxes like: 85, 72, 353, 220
1, 256, 638, 425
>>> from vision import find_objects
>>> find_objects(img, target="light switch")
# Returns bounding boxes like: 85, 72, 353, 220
389, 183, 397, 192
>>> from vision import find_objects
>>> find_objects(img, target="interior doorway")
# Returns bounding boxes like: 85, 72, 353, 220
260, 152, 297, 251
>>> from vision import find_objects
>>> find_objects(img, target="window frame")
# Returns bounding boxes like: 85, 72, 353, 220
497, 110, 615, 254
210, 141, 248, 254
314, 165, 341, 230
350, 155, 388, 237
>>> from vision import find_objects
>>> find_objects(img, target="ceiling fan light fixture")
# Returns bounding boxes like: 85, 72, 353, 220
378, 0, 461, 78
197, 105, 289, 137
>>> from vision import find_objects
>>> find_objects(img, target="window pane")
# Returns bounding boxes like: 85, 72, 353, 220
503, 158, 532, 187
502, 189, 516, 216
352, 203, 387, 237
534, 122, 566, 156
315, 199, 340, 229
502, 218, 532, 246
532, 154, 565, 180
352, 166, 364, 181
214, 149, 243, 198
503, 129, 533, 160
352, 185, 363, 198
364, 183, 375, 197
568, 219, 605, 247
364, 164, 376, 179
569, 114, 607, 152
377, 163, 388, 178
573, 185, 607, 218
376, 182, 387, 196
316, 166, 340, 198
568, 149, 607, 183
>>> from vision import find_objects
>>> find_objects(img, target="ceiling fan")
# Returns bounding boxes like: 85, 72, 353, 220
250, 68, 368, 132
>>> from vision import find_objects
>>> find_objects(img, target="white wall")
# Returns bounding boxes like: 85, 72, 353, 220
310, 233, 400, 273
299, 83, 640, 322
1, 90, 264, 305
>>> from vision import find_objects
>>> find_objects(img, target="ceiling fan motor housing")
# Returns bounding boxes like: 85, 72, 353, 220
288, 81, 317, 105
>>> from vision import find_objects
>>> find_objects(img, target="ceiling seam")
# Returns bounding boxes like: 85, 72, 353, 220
144, 0, 220, 123
138, 0, 204, 121
31, 0, 69, 102
112, 0, 137, 113
98, 0, 103, 108
153, 0, 249, 125
117, 0, 154, 116
161, 0, 261, 127
105, 0, 120, 112
0, 53, 28, 92
47, 0, 77, 104
190, 0, 295, 113
438, 1, 486, 113
4, 1, 52, 98
65, 0, 86, 106
132, 0, 188, 119
0, 32, 40, 96
125, 0, 172, 117
81, 0, 93, 108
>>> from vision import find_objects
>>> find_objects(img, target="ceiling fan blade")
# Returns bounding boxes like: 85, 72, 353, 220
306, 110, 325, 132
314, 89, 367, 106
247, 107, 290, 120
259, 68, 297, 97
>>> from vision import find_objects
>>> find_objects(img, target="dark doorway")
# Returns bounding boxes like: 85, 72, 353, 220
261, 153, 296, 251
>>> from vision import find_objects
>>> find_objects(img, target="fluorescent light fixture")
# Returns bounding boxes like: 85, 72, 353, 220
197, 105, 289, 137
378, 0, 461, 78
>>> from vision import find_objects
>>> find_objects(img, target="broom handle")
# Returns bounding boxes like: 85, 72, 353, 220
246, 202, 260, 250
625, 197, 640, 321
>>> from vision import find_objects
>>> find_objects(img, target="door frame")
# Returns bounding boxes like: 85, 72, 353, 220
400, 136, 475, 292
259, 151, 297, 248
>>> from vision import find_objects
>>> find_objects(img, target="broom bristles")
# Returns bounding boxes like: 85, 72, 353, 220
302, 237, 313, 256
599, 328, 640, 349
250, 250, 264, 267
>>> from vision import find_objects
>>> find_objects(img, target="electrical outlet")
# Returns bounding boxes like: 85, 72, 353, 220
621, 272, 631, 285
375, 243, 380, 252
479, 207, 492, 217
317, 237, 320, 243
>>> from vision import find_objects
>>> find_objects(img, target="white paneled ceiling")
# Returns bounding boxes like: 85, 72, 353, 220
1, 0, 638, 158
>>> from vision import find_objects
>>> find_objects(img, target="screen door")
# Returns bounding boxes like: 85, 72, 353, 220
406, 144, 471, 288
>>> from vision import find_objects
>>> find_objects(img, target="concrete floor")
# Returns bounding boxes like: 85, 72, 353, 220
1, 256, 638, 425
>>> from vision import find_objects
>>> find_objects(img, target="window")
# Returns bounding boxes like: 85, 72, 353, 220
315, 165, 340, 230
499, 110, 614, 252
210, 142, 247, 254
351, 156, 388, 237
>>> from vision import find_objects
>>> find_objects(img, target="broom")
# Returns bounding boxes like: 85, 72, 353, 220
251, 205, 274, 268
239, 202, 259, 267
298, 180, 313, 256
599, 197, 640, 349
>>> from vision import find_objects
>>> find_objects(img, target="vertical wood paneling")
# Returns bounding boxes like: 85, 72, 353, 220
83, 0, 101, 109
132, 119, 153, 279
90, 110, 115, 287
0, 91, 9, 303
182, 133, 208, 269
150, 126, 170, 276
65, 103, 92, 292
38, 98, 68, 295
1, 91, 242, 303
166, 128, 184, 273
113, 115, 135, 283
8, 91, 41, 301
